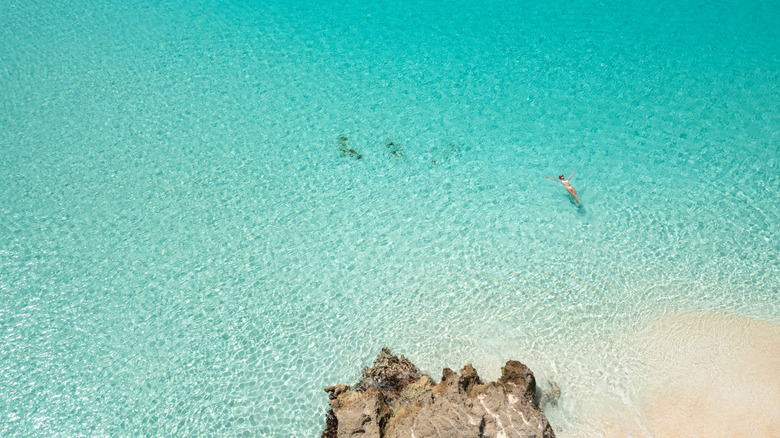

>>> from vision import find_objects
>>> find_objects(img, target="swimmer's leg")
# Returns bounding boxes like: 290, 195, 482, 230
569, 189, 581, 206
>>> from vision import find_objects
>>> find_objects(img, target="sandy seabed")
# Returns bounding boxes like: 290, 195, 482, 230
603, 313, 780, 438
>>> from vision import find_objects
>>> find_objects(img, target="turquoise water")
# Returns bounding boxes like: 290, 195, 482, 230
1, 0, 778, 436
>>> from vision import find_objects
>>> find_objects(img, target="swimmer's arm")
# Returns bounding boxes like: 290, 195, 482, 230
545, 176, 560, 182
568, 171, 574, 180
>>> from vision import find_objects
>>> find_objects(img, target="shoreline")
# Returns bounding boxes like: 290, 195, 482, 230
577, 312, 780, 437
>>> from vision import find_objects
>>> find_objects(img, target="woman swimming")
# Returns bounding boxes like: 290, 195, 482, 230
546, 171, 581, 206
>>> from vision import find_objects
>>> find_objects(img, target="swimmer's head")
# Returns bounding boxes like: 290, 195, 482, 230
559, 175, 565, 180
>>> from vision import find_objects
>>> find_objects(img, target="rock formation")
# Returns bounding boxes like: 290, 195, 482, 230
323, 348, 555, 438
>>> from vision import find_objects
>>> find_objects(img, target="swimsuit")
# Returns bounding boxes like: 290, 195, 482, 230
560, 179, 580, 204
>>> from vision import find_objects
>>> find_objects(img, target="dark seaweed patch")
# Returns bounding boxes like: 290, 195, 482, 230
337, 135, 363, 160
384, 140, 405, 158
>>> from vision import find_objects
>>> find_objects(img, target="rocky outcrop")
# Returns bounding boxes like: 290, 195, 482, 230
323, 348, 555, 438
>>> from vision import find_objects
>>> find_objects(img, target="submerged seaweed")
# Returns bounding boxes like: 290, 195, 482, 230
385, 140, 405, 158
334, 135, 467, 166
337, 135, 363, 160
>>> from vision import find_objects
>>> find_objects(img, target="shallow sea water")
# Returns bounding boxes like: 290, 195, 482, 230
1, 0, 778, 436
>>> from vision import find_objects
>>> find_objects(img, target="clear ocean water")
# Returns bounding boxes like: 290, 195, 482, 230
1, 0, 778, 436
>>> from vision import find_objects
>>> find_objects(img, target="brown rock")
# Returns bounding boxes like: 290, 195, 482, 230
328, 387, 389, 438
325, 384, 351, 399
356, 347, 422, 404
322, 349, 556, 438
